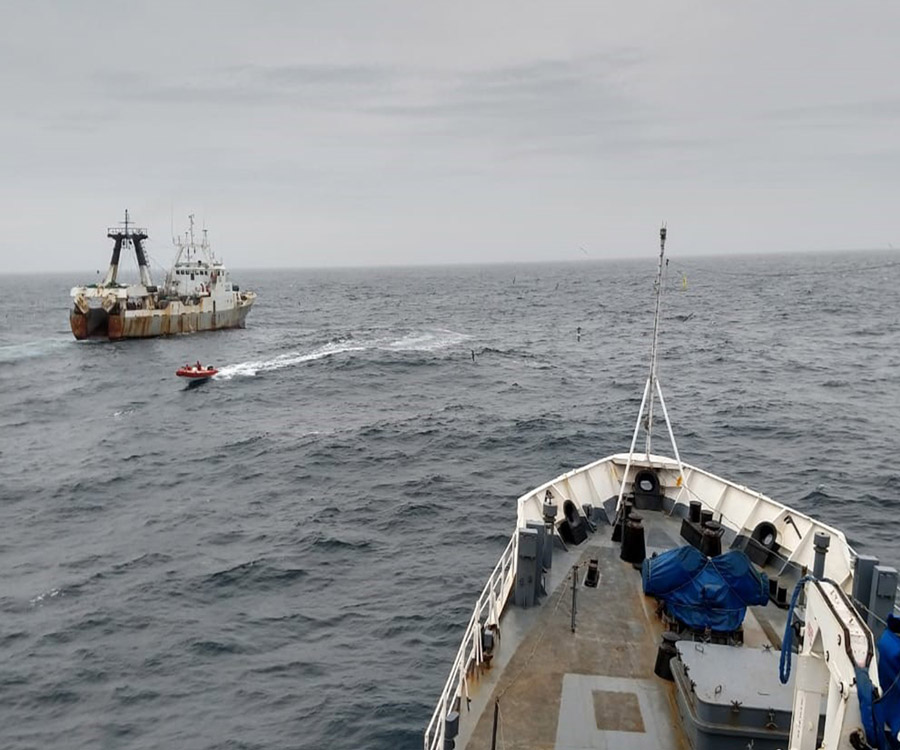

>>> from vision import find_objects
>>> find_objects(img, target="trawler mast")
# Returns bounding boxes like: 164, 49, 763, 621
103, 209, 153, 288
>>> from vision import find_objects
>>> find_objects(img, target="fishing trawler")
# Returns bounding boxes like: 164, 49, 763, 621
69, 212, 255, 340
425, 228, 900, 750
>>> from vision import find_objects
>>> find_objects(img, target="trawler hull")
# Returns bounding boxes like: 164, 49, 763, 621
70, 296, 255, 341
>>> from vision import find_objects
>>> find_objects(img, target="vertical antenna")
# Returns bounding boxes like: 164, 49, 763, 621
123, 209, 132, 258
614, 224, 687, 525
645, 224, 666, 455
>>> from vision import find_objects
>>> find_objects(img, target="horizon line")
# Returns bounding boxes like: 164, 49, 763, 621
0, 244, 895, 277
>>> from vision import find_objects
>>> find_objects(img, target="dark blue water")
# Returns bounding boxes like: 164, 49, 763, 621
1, 251, 899, 749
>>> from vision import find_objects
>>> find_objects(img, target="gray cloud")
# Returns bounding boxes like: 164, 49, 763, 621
93, 63, 399, 108
1, 2, 899, 272
766, 98, 900, 124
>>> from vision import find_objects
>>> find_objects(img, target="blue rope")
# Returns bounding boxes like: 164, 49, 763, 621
778, 576, 891, 747
779, 575, 815, 685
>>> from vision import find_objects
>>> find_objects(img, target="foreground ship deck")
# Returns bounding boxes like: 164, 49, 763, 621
463, 510, 694, 750
427, 454, 900, 750
425, 227, 900, 750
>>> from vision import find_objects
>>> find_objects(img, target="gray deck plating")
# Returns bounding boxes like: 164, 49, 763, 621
460, 509, 789, 750
557, 675, 677, 749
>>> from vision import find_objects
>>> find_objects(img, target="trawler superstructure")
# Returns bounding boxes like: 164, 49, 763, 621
69, 211, 255, 340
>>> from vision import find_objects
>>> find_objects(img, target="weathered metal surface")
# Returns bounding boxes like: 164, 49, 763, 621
70, 308, 114, 339
69, 294, 255, 341
108, 314, 124, 340
119, 299, 253, 339
69, 312, 88, 340
459, 544, 686, 750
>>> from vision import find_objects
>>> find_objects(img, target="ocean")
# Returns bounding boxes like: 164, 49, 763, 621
1, 250, 899, 749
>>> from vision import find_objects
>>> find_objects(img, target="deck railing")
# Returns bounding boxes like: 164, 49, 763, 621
424, 531, 518, 750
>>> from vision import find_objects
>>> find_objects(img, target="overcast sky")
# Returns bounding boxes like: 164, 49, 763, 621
1, 1, 898, 273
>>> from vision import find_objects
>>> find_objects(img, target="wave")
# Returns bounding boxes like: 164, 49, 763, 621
29, 588, 63, 606
249, 659, 328, 678
215, 340, 367, 379
203, 559, 308, 589
797, 487, 834, 504
0, 338, 70, 364
309, 533, 372, 551
383, 329, 468, 352
189, 639, 245, 656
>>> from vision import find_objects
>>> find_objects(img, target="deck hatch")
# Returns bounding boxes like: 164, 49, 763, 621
592, 690, 645, 732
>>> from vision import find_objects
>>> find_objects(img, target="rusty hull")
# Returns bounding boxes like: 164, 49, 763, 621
70, 311, 89, 340
69, 308, 112, 340
69, 296, 254, 341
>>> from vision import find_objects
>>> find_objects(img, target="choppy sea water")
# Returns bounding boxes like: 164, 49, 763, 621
1, 251, 899, 749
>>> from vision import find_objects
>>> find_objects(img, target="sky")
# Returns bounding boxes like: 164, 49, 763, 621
1, 1, 898, 273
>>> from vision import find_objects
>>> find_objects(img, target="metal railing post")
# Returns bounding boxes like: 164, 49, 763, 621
490, 700, 500, 750
571, 565, 578, 632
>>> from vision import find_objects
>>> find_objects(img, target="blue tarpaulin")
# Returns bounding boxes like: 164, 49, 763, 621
876, 614, 900, 749
642, 545, 769, 631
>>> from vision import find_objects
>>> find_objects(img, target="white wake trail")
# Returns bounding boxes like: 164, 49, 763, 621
213, 328, 467, 380
383, 329, 469, 352
215, 341, 366, 380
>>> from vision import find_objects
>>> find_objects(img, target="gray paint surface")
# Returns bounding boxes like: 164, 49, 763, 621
556, 675, 679, 750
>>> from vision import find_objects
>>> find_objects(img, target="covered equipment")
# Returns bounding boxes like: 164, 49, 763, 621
642, 545, 769, 632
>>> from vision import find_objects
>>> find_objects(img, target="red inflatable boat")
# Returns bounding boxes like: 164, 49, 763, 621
176, 362, 218, 379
